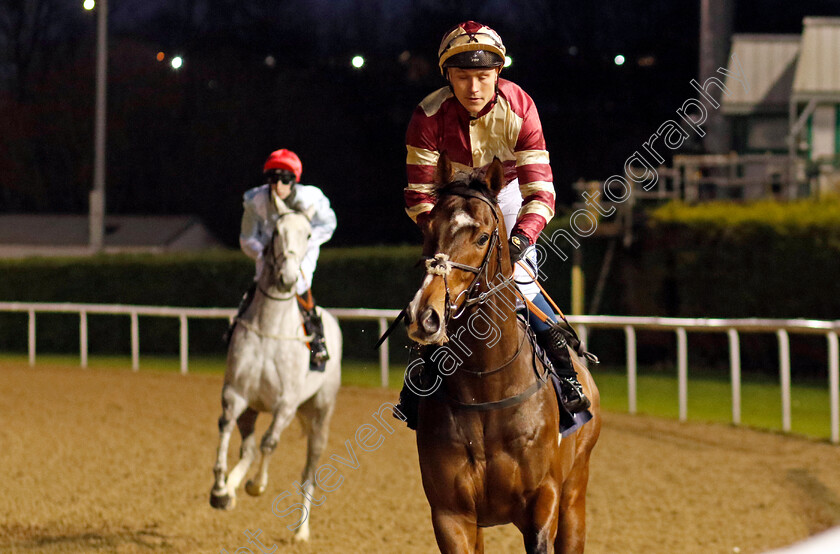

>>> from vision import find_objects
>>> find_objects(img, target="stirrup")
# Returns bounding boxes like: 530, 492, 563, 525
559, 376, 591, 413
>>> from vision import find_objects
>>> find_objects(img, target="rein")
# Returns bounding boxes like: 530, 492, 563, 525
257, 285, 296, 302
234, 316, 313, 342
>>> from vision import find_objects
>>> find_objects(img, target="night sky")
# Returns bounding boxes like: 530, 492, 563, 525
1, 0, 839, 246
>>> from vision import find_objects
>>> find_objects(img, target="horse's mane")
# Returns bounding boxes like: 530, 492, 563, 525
436, 172, 496, 204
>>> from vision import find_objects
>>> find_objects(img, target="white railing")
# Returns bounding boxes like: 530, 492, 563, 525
2, 302, 839, 443
0, 302, 401, 389
570, 316, 840, 444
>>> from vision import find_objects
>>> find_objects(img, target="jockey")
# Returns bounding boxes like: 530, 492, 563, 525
398, 21, 590, 418
232, 148, 337, 368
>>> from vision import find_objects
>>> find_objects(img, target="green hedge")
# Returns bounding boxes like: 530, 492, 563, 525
635, 197, 840, 319
0, 246, 427, 358
2, 200, 838, 368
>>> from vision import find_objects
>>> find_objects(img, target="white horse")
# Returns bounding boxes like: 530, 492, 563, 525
210, 201, 341, 543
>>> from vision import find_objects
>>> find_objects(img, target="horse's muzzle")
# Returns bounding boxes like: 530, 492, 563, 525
420, 307, 441, 335
407, 306, 446, 344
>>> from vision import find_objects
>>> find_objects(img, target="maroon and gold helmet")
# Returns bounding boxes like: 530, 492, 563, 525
437, 21, 506, 75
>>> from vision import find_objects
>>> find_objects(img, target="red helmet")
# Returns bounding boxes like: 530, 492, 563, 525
263, 149, 302, 182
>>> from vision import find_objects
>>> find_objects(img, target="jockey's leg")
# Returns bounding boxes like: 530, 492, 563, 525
497, 178, 590, 414
224, 282, 256, 344
297, 289, 329, 368
394, 345, 426, 430
528, 293, 590, 413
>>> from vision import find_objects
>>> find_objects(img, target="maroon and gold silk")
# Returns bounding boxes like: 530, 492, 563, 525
405, 78, 555, 243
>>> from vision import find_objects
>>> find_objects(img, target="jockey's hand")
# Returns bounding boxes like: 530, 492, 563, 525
508, 233, 530, 268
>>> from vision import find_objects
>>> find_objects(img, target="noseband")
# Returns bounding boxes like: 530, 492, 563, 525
421, 186, 514, 323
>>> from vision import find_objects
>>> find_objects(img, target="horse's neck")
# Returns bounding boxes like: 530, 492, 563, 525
450, 285, 521, 368
249, 280, 299, 333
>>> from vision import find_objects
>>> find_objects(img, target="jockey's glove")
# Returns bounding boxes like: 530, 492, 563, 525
508, 233, 530, 268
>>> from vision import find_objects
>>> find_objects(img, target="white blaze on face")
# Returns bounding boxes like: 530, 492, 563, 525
408, 274, 434, 319
450, 210, 478, 235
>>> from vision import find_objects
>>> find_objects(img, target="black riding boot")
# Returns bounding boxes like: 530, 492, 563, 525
535, 324, 591, 413
394, 346, 426, 430
223, 283, 256, 344
301, 307, 329, 370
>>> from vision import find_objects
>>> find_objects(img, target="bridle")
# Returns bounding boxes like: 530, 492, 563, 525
259, 212, 306, 302
420, 185, 515, 324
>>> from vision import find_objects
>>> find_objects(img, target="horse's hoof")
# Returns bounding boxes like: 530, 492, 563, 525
209, 490, 236, 510
245, 479, 265, 497
293, 528, 310, 542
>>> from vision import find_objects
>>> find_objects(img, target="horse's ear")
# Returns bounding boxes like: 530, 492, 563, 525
302, 204, 316, 222
434, 152, 454, 187
272, 192, 288, 214
484, 158, 506, 198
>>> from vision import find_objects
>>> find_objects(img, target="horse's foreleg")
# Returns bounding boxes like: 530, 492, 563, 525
210, 389, 249, 510
293, 394, 336, 542
225, 408, 258, 495
474, 527, 485, 554
244, 405, 296, 498
554, 457, 592, 554
431, 510, 481, 554
520, 485, 560, 554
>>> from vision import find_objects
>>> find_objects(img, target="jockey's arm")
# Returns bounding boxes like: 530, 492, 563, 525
404, 105, 440, 228
510, 92, 555, 245
239, 193, 265, 261
309, 192, 336, 248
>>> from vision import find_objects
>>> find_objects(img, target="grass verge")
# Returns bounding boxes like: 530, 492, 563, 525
2, 354, 834, 441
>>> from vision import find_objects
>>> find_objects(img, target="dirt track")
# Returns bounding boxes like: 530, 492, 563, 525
2, 362, 840, 553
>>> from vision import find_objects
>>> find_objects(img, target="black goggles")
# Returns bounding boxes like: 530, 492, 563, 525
265, 170, 296, 185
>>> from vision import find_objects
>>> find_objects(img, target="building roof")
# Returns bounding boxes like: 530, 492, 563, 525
721, 34, 800, 115
0, 214, 224, 258
793, 17, 840, 102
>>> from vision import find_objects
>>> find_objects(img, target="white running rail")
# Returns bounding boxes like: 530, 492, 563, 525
2, 303, 839, 443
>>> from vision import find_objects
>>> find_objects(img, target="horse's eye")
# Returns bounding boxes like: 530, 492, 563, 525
477, 233, 490, 246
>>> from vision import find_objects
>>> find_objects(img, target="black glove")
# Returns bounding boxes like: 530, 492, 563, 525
508, 233, 530, 268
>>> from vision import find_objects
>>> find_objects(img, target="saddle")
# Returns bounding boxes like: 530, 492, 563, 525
524, 318, 593, 437
401, 317, 592, 436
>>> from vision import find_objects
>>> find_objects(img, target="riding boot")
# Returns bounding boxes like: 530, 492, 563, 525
535, 324, 591, 413
297, 290, 329, 370
394, 346, 424, 431
223, 283, 256, 345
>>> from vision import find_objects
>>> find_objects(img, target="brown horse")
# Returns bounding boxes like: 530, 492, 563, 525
405, 156, 601, 553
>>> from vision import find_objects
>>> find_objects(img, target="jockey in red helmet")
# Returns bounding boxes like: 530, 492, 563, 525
229, 148, 337, 369
398, 21, 590, 426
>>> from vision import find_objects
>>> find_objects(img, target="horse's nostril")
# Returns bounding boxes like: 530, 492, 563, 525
420, 307, 440, 334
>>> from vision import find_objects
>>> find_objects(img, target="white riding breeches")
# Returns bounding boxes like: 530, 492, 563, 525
296, 245, 320, 296
497, 179, 539, 300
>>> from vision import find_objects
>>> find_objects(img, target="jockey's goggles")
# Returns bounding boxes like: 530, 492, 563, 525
265, 169, 296, 185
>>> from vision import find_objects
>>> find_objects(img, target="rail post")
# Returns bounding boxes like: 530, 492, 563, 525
778, 329, 791, 433
179, 314, 188, 374
131, 312, 140, 372
828, 331, 839, 444
80, 311, 89, 369
28, 309, 36, 367
625, 325, 637, 414
677, 327, 688, 422
728, 328, 741, 425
